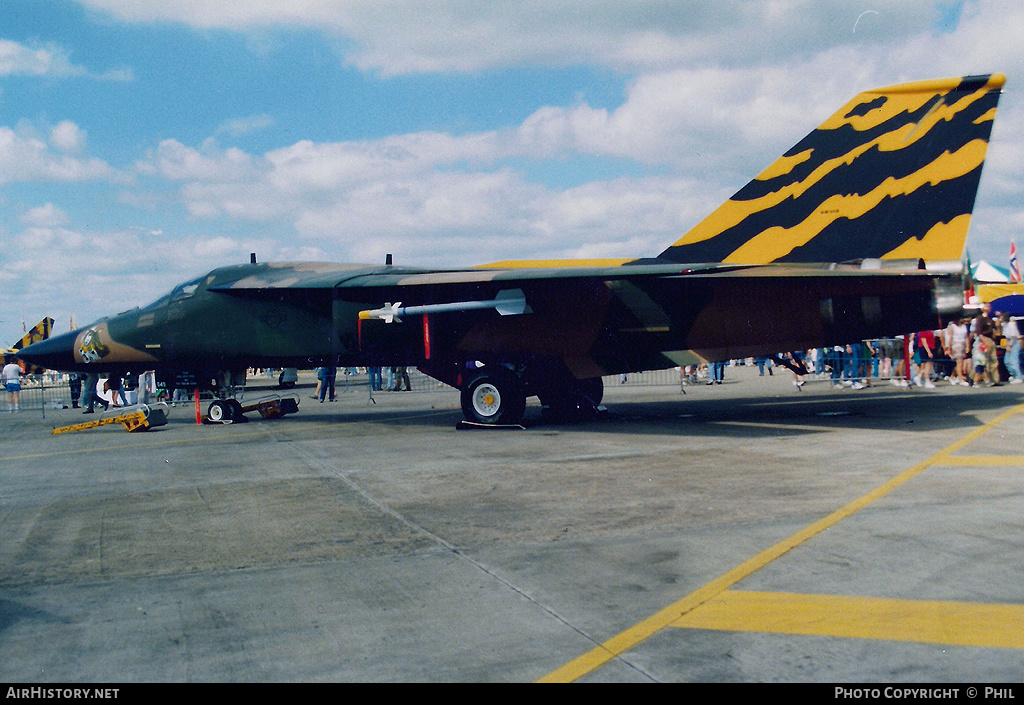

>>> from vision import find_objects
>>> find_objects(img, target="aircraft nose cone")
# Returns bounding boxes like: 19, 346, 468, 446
17, 330, 80, 371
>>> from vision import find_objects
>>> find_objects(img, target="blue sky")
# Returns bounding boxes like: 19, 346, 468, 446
1, 0, 1022, 344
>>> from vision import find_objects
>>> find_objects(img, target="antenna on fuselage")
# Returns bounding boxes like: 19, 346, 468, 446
386, 254, 393, 266
250, 253, 257, 264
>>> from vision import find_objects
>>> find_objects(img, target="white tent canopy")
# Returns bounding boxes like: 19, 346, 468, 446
971, 260, 1010, 283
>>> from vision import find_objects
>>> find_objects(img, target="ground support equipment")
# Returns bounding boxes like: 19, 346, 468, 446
52, 403, 170, 435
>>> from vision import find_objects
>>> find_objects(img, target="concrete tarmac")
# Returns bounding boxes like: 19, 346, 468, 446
1, 367, 1023, 683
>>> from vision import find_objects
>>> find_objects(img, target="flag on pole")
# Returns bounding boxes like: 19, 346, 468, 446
1011, 241, 1022, 283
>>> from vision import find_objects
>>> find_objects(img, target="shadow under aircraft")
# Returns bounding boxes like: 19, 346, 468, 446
19, 74, 1005, 427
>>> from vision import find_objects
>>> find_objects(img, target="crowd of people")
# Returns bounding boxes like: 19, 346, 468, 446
365, 366, 412, 393
683, 307, 1022, 391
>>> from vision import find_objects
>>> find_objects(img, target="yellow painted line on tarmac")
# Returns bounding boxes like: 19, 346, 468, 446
539, 402, 1024, 683
941, 455, 1024, 466
672, 590, 1024, 649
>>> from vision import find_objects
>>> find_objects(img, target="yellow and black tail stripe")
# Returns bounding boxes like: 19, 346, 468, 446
7, 317, 54, 374
659, 74, 1005, 266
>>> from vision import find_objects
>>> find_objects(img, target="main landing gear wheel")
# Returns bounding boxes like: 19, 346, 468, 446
228, 399, 246, 421
460, 371, 526, 425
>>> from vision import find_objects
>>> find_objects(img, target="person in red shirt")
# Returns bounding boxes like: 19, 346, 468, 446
914, 329, 937, 388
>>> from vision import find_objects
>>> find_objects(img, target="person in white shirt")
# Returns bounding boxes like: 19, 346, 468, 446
944, 318, 970, 385
1000, 313, 1022, 383
3, 356, 23, 412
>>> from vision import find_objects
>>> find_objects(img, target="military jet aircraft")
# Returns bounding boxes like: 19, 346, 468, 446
19, 74, 1004, 425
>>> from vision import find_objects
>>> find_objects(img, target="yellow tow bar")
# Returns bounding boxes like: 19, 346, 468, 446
52, 404, 170, 435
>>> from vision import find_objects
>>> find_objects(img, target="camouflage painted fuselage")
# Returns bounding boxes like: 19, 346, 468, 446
21, 256, 953, 388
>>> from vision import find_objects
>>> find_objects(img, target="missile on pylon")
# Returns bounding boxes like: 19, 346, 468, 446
359, 288, 531, 323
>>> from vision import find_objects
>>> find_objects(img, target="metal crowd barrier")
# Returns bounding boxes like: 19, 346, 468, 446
2, 378, 78, 417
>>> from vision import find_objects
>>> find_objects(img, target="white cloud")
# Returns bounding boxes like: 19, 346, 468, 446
73, 0, 951, 75
0, 125, 116, 184
50, 121, 87, 153
216, 114, 275, 138
0, 39, 86, 77
0, 38, 132, 81
511, 53, 882, 176
142, 139, 260, 181
0, 224, 272, 330
193, 235, 242, 259
133, 123, 737, 267
20, 203, 70, 228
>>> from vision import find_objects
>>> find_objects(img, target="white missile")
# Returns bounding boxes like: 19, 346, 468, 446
359, 288, 531, 323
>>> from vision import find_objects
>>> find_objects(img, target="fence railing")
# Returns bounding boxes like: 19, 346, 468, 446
3, 379, 76, 417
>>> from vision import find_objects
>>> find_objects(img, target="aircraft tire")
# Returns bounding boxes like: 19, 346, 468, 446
228, 399, 247, 422
461, 370, 526, 425
207, 399, 234, 423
